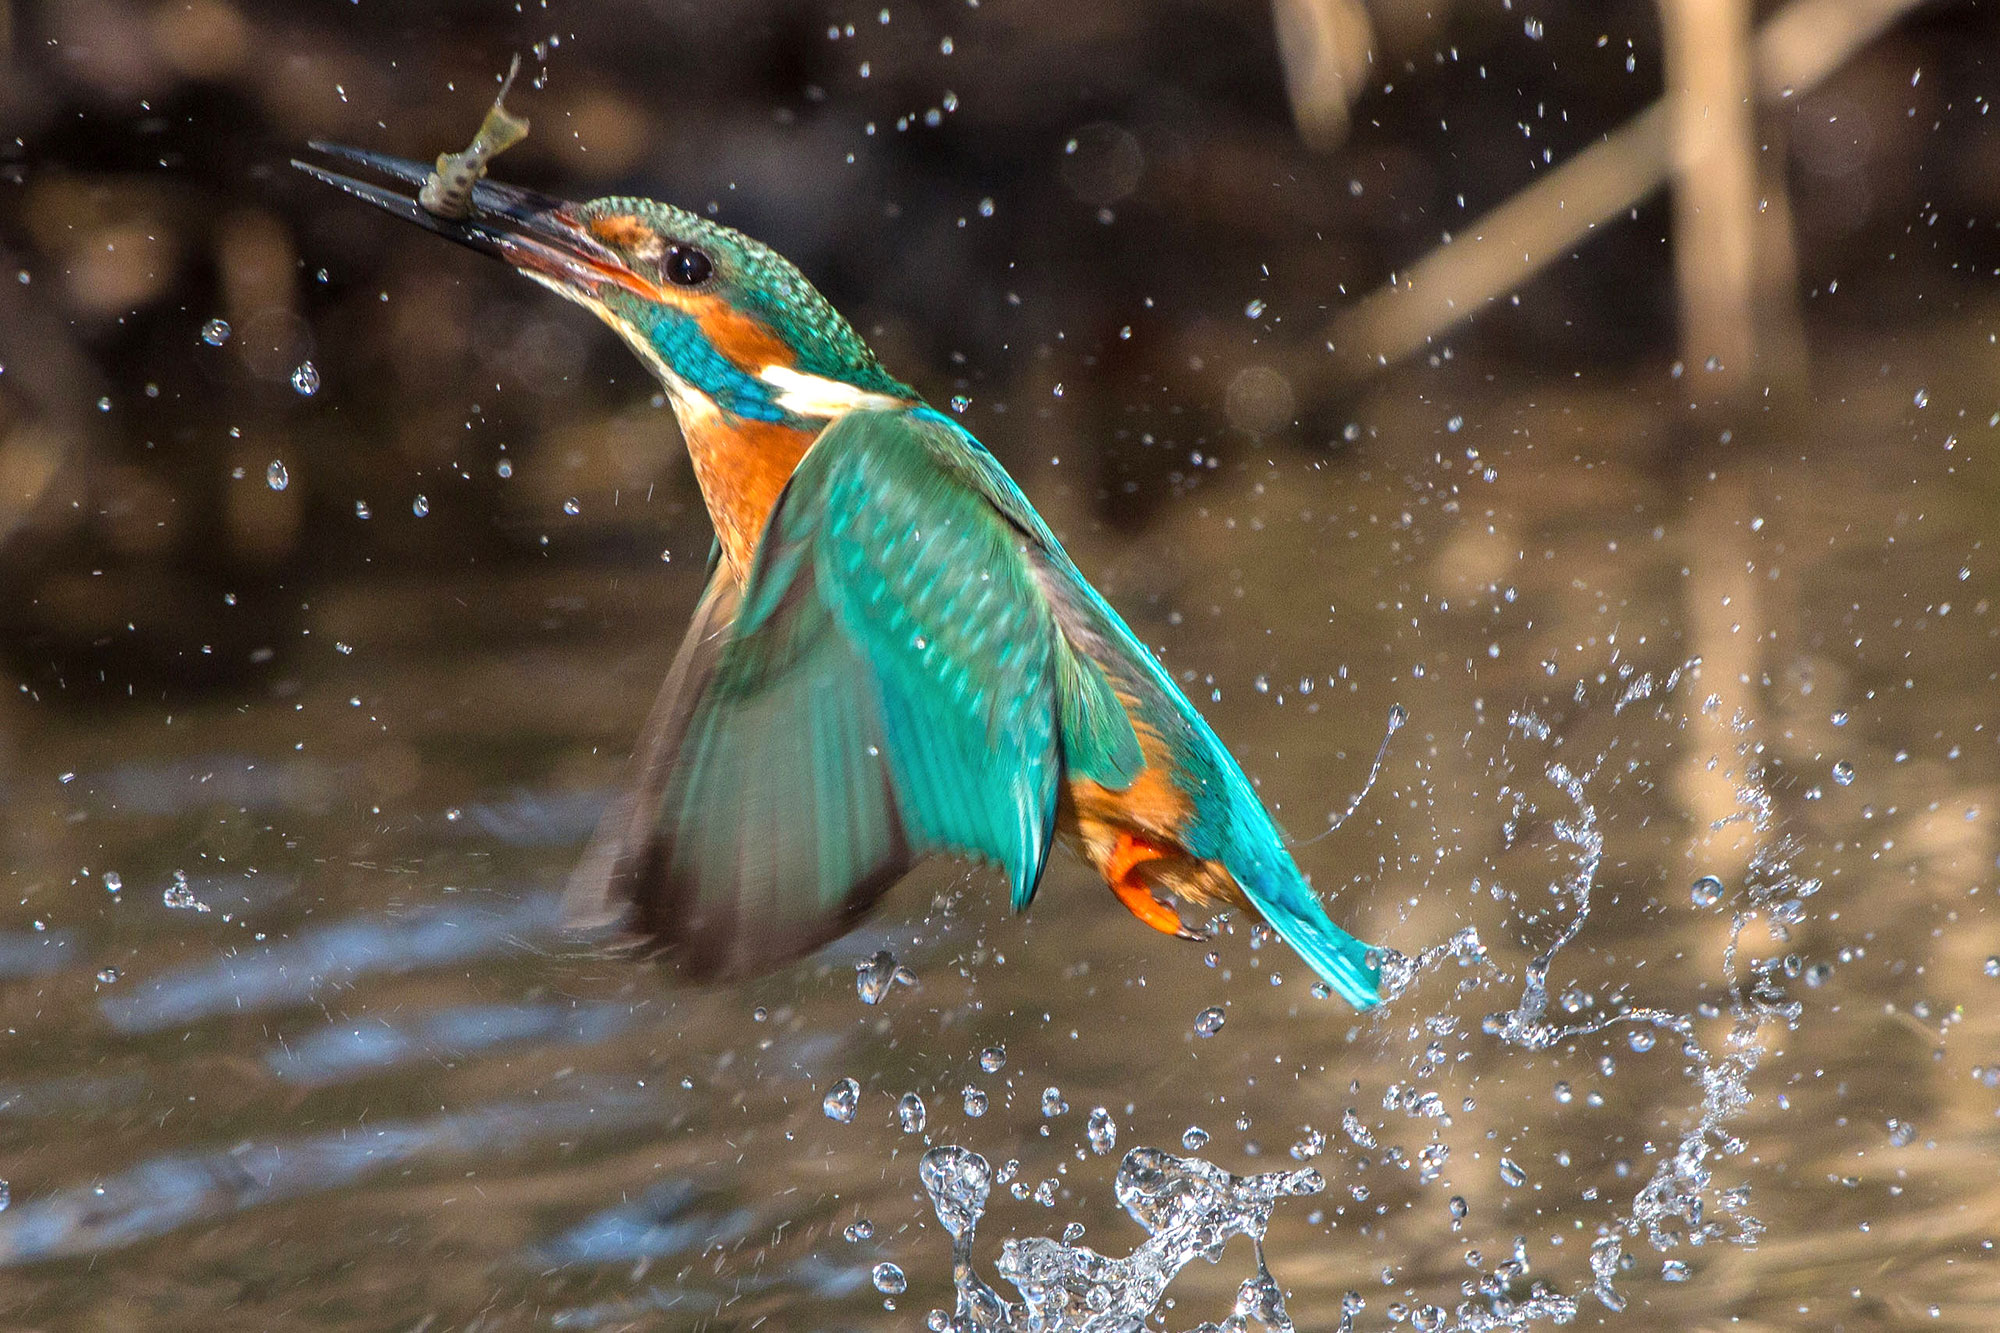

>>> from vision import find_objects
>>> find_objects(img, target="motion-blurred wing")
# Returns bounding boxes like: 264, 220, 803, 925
582, 408, 1126, 974
563, 563, 742, 937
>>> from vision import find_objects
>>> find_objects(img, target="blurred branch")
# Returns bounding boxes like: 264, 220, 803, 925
1321, 0, 1932, 380
1272, 0, 1374, 152
0, 248, 94, 570
1659, 0, 1760, 386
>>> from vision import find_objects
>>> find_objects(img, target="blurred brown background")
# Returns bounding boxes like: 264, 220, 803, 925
2, 5, 1999, 1330
2, 0, 1993, 698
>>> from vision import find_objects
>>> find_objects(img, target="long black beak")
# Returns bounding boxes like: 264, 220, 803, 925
292, 143, 653, 300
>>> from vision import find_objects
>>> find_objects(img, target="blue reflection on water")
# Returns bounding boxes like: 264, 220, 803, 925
265, 1001, 631, 1085
94, 754, 345, 816
0, 930, 76, 978
459, 790, 607, 846
538, 1180, 745, 1264
100, 891, 566, 1033
0, 1087, 660, 1266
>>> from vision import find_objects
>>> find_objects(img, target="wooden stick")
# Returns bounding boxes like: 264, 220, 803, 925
1659, 0, 1759, 385
1321, 0, 1932, 379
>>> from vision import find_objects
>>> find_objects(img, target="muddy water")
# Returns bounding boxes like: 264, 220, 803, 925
1, 339, 1995, 1331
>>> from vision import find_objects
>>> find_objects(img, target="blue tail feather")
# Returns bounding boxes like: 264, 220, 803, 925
1237, 859, 1382, 1010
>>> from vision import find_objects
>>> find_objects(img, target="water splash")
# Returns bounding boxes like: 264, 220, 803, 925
1354, 660, 1800, 1328
918, 1143, 1322, 1332
908, 657, 1802, 1331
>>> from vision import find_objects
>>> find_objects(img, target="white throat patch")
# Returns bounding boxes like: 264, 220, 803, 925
758, 365, 901, 419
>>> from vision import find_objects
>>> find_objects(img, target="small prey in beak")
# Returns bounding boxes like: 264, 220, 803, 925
417, 54, 530, 219
290, 144, 660, 307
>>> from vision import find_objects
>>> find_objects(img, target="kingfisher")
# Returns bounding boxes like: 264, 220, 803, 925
296, 142, 1384, 1009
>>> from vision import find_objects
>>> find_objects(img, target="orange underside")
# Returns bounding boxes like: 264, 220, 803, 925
1068, 719, 1246, 940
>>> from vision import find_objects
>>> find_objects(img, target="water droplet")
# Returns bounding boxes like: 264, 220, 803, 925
898, 1092, 927, 1133
1661, 1259, 1690, 1281
265, 460, 289, 492
1341, 1108, 1376, 1148
1830, 709, 1849, 726
1913, 387, 1930, 408
411, 494, 430, 518
290, 361, 320, 396
102, 871, 122, 893
919, 1145, 991, 1242
495, 458, 513, 479
354, 499, 371, 520
978, 1044, 1006, 1072
961, 1085, 988, 1117
96, 967, 120, 984
200, 318, 232, 346
562, 497, 580, 516
949, 394, 970, 414
872, 1261, 907, 1295
1523, 16, 1544, 38
857, 948, 917, 1003
1628, 1028, 1657, 1053
1690, 875, 1724, 907
1040, 1086, 1067, 1117
1387, 702, 1407, 729
1449, 1195, 1468, 1220
1087, 1106, 1117, 1154
844, 1219, 874, 1242
1832, 759, 1856, 786
161, 870, 209, 913
1499, 1157, 1527, 1186
1182, 1125, 1209, 1150
1193, 1005, 1226, 1037
1554, 1080, 1573, 1104
822, 1076, 861, 1123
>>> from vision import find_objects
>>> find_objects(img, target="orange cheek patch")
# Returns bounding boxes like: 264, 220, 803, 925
678, 292, 796, 372
587, 213, 655, 250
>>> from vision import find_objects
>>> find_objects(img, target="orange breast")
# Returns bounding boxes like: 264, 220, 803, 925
678, 410, 820, 575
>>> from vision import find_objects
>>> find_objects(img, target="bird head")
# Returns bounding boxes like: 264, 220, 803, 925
295, 144, 914, 427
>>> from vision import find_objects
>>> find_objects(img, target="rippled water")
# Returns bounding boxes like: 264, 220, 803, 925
2, 368, 1995, 1329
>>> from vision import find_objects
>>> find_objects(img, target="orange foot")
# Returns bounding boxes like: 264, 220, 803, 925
1105, 832, 1206, 941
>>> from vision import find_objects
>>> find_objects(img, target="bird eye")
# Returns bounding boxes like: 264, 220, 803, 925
666, 245, 713, 286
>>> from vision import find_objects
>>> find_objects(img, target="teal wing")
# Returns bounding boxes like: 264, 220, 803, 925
576, 408, 1138, 975
932, 409, 1383, 1007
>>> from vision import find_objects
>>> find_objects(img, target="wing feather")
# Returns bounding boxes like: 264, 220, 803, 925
569, 407, 1129, 971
